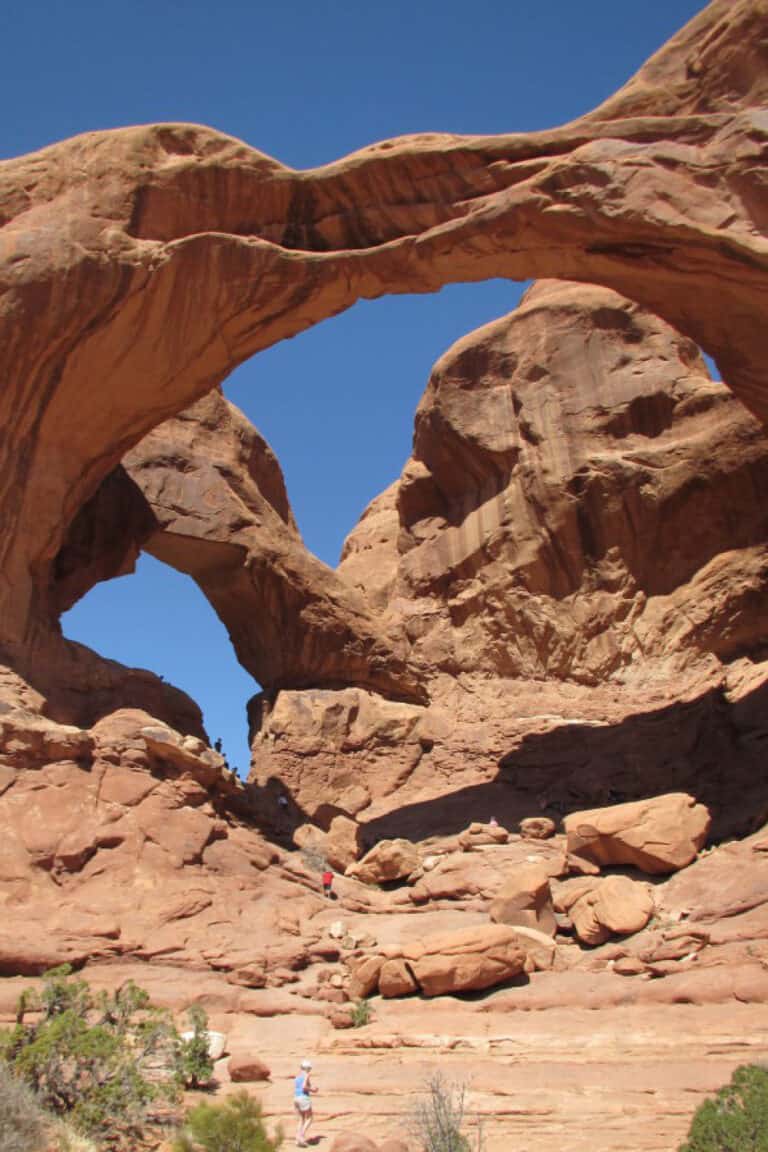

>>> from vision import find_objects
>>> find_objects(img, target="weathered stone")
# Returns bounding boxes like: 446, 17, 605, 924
227, 1054, 271, 1082
379, 959, 418, 999
489, 863, 556, 936
347, 840, 420, 886
520, 817, 557, 841
459, 822, 510, 849
326, 816, 362, 873
348, 955, 384, 1001
565, 794, 711, 875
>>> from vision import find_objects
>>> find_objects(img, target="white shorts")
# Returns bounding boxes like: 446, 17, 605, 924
295, 1097, 312, 1114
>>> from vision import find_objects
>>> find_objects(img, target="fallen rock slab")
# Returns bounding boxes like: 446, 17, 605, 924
347, 839, 419, 885
377, 924, 526, 999
564, 793, 711, 875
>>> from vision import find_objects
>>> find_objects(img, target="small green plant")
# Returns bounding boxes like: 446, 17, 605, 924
176, 1005, 214, 1089
172, 1090, 283, 1152
679, 1063, 768, 1152
350, 999, 372, 1028
408, 1072, 483, 1152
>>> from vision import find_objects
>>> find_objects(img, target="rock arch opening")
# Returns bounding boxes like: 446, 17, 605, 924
62, 553, 257, 775
224, 279, 528, 565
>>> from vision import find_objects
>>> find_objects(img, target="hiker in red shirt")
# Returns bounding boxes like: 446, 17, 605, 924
321, 869, 333, 898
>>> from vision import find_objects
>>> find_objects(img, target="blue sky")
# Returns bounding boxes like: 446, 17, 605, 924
4, 1, 707, 772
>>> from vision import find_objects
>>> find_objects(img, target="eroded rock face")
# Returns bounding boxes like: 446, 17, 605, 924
1, 0, 767, 718
376, 924, 527, 998
120, 390, 422, 701
253, 281, 768, 836
340, 280, 768, 685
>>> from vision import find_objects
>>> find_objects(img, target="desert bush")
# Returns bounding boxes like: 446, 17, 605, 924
679, 1063, 768, 1152
350, 999, 372, 1028
0, 1061, 47, 1152
172, 1089, 283, 1152
0, 965, 182, 1147
408, 1072, 483, 1152
176, 1005, 214, 1089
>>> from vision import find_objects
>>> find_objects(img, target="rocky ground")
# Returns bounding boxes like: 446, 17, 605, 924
0, 714, 766, 1151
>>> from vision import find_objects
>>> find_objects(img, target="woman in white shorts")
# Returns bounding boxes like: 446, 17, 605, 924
294, 1057, 314, 1146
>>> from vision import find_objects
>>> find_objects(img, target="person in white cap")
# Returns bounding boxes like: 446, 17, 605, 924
294, 1057, 315, 1146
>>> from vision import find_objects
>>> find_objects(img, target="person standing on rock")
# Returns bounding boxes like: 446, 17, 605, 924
322, 868, 334, 898
294, 1057, 315, 1146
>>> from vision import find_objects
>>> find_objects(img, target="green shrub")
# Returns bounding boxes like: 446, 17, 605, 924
350, 999, 372, 1028
680, 1063, 768, 1152
0, 1062, 47, 1152
0, 965, 180, 1147
176, 1005, 214, 1089
172, 1090, 283, 1152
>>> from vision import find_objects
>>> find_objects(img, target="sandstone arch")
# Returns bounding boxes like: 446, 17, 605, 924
0, 0, 766, 683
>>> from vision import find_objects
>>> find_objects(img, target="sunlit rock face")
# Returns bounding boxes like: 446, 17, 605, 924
0, 0, 767, 723
251, 280, 768, 839
341, 280, 768, 685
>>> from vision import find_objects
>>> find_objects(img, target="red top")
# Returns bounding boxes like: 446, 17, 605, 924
322, 871, 333, 884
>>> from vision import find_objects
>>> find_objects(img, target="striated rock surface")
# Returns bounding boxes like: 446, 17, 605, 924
339, 280, 768, 687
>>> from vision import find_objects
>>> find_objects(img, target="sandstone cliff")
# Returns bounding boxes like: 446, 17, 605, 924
1, 0, 767, 726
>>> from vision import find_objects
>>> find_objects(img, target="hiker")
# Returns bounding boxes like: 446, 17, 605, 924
294, 1057, 315, 1146
322, 868, 333, 898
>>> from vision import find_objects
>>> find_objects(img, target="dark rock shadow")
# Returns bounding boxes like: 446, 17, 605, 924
362, 677, 768, 845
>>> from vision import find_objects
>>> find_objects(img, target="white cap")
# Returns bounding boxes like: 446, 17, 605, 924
300, 1058, 312, 1070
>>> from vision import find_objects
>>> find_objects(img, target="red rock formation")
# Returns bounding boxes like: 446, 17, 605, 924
1, 0, 767, 721
121, 389, 423, 700
254, 281, 768, 838
0, 20, 767, 1144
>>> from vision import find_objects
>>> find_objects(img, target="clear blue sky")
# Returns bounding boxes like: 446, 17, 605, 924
3, 1, 706, 773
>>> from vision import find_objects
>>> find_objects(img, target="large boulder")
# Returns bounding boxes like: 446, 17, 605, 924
346, 839, 419, 885
347, 954, 385, 1000
554, 875, 654, 946
227, 1054, 271, 1082
564, 794, 711, 875
520, 817, 557, 841
325, 815, 362, 873
409, 924, 527, 997
489, 863, 556, 936
377, 924, 526, 999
